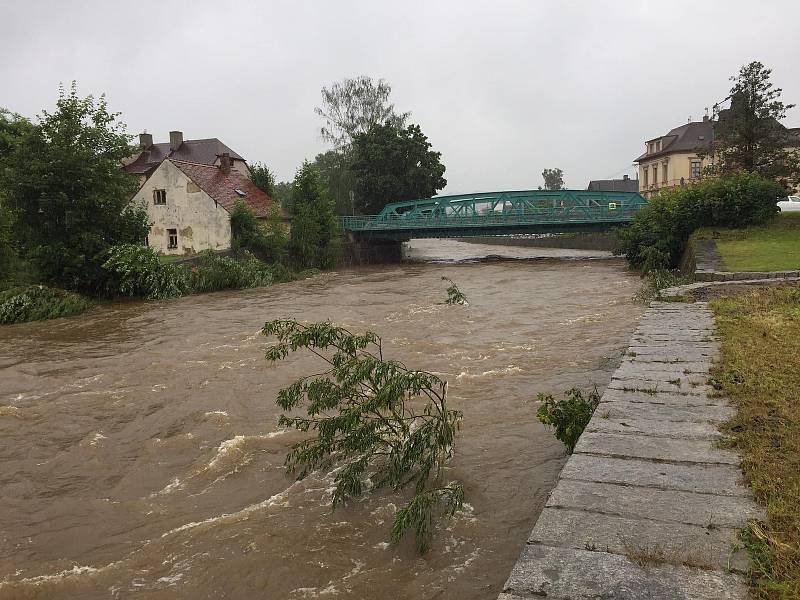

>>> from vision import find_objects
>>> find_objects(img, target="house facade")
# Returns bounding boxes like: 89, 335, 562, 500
634, 117, 714, 199
130, 155, 274, 255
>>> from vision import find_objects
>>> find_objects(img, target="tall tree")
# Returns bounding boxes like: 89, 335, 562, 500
313, 150, 357, 215
351, 122, 447, 214
541, 168, 565, 191
711, 61, 796, 180
249, 162, 276, 196
315, 76, 410, 150
1, 84, 148, 292
289, 162, 340, 269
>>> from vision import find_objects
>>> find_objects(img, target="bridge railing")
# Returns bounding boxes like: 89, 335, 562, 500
340, 203, 644, 232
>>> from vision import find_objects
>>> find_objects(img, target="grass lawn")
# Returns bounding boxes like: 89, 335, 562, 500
710, 286, 800, 598
697, 213, 800, 272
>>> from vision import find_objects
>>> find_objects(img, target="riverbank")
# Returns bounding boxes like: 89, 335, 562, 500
500, 300, 761, 599
710, 285, 800, 597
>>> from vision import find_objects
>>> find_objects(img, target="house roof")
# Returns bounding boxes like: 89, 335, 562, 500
635, 120, 714, 162
124, 138, 245, 175
587, 177, 639, 192
170, 159, 276, 218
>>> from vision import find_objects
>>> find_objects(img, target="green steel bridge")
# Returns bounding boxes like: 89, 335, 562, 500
339, 190, 647, 240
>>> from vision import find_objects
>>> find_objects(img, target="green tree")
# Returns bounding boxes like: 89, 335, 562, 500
249, 161, 275, 196
313, 149, 357, 215
540, 167, 565, 190
315, 76, 410, 150
289, 162, 341, 269
230, 200, 287, 263
1, 84, 148, 292
351, 122, 447, 214
711, 61, 797, 181
272, 180, 293, 213
263, 319, 464, 554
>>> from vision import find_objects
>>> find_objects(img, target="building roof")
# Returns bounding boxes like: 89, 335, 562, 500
124, 138, 245, 175
170, 159, 275, 218
635, 120, 714, 162
587, 177, 639, 192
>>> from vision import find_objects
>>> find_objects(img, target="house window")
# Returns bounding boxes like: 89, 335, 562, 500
153, 189, 167, 205
643, 167, 648, 187
662, 162, 668, 184
690, 160, 701, 179
652, 165, 658, 186
167, 228, 178, 249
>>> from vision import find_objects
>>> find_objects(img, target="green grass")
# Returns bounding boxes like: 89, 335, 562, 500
696, 213, 800, 272
710, 286, 800, 598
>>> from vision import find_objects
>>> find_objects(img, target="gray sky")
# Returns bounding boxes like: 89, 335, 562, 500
2, 0, 799, 194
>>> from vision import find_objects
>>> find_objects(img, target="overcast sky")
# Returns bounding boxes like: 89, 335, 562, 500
2, 0, 799, 194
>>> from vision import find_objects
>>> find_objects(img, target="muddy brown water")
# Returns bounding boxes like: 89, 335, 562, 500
0, 240, 644, 599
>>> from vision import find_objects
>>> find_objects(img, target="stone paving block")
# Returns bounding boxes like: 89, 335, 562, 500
614, 364, 711, 381
574, 431, 740, 465
560, 454, 750, 497
609, 377, 712, 397
597, 399, 734, 423
602, 388, 727, 407
529, 507, 747, 571
502, 544, 748, 600
545, 480, 763, 528
586, 415, 722, 440
618, 359, 711, 375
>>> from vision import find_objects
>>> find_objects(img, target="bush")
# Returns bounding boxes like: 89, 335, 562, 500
617, 171, 784, 272
189, 250, 273, 293
102, 244, 190, 300
441, 277, 468, 305
537, 387, 600, 453
230, 201, 287, 263
0, 285, 93, 324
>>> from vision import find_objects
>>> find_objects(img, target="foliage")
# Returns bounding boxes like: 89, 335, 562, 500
189, 250, 274, 293
633, 269, 688, 304
441, 277, 468, 305
617, 171, 784, 272
707, 61, 797, 184
271, 181, 293, 213
315, 76, 410, 150
249, 162, 276, 196
0, 84, 149, 293
351, 122, 447, 214
102, 244, 190, 300
537, 387, 600, 453
540, 167, 565, 191
710, 286, 800, 598
230, 200, 287, 263
262, 319, 464, 554
313, 149, 357, 215
288, 162, 341, 269
0, 285, 93, 325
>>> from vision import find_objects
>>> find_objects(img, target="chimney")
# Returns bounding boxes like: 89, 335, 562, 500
139, 132, 153, 149
703, 114, 710, 122
219, 152, 232, 175
623, 174, 630, 180
169, 130, 183, 152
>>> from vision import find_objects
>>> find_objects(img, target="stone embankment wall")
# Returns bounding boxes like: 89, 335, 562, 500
499, 298, 762, 600
457, 232, 618, 251
686, 237, 800, 282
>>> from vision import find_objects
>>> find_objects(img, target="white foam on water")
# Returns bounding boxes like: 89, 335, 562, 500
456, 365, 522, 380
1, 560, 121, 587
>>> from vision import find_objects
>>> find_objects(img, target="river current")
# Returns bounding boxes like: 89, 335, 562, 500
0, 239, 644, 599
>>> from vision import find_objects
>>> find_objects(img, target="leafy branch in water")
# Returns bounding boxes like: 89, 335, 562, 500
262, 319, 464, 554
441, 277, 468, 305
536, 387, 600, 453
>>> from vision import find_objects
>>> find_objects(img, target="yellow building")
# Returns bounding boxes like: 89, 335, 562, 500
634, 117, 714, 199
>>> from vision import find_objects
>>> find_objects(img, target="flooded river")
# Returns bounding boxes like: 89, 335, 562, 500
0, 240, 644, 599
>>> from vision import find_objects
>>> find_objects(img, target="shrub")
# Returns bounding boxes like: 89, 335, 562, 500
0, 285, 93, 324
102, 244, 190, 300
617, 171, 784, 272
441, 277, 468, 305
537, 387, 601, 453
189, 250, 273, 293
230, 201, 287, 263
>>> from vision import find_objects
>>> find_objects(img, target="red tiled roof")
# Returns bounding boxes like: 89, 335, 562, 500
123, 138, 245, 175
170, 159, 278, 218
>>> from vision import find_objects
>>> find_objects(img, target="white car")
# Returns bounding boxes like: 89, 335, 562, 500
778, 195, 800, 211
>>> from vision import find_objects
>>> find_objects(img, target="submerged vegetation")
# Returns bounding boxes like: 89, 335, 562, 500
262, 319, 464, 554
710, 286, 800, 598
441, 277, 468, 305
0, 285, 93, 325
536, 387, 600, 453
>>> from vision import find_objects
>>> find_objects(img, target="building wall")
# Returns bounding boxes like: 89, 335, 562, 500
637, 151, 711, 198
130, 160, 232, 255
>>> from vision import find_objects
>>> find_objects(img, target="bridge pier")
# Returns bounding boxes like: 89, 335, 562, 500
341, 234, 404, 266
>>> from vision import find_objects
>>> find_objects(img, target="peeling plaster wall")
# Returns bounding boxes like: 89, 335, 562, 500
131, 160, 232, 255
